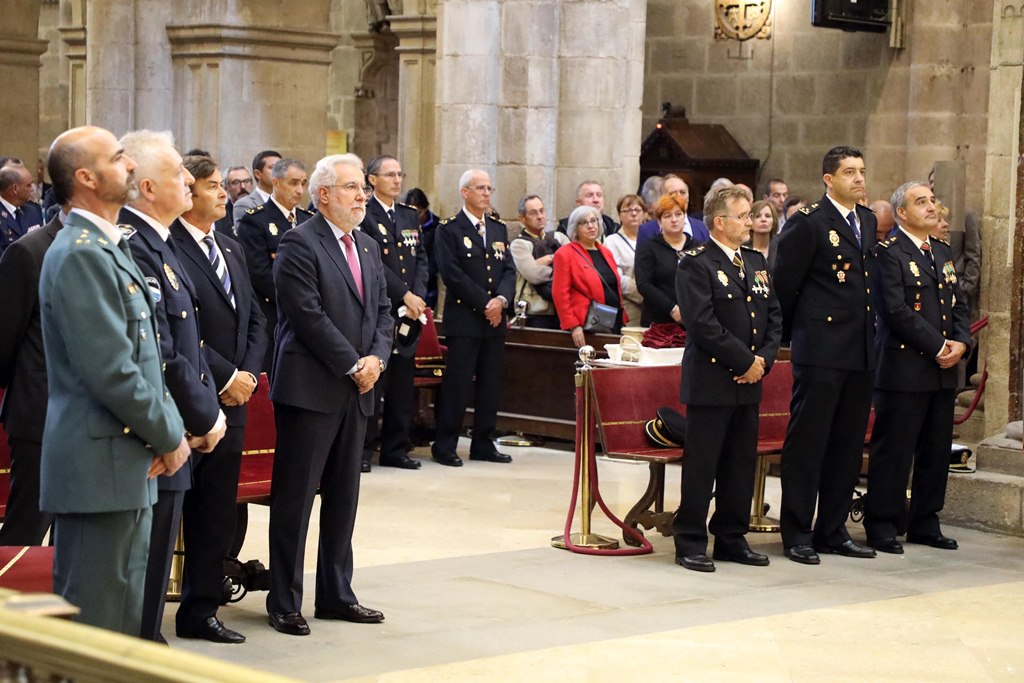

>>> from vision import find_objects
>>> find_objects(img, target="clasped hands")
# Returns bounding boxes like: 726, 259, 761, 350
220, 371, 257, 407
484, 297, 504, 328
351, 355, 383, 394
733, 355, 766, 384
936, 340, 967, 369
150, 409, 228, 478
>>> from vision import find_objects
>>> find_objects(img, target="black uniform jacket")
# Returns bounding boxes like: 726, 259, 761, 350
435, 211, 516, 338
360, 198, 429, 316
773, 195, 877, 372
872, 231, 971, 392
236, 201, 315, 319
676, 243, 782, 406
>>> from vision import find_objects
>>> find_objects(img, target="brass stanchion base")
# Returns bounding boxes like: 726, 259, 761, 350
748, 515, 781, 533
550, 533, 619, 550
496, 433, 542, 447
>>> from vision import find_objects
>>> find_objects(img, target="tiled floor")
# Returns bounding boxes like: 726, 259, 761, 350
168, 441, 1024, 682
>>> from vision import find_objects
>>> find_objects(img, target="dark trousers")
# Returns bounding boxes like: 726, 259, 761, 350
267, 395, 364, 615
53, 507, 152, 635
779, 364, 873, 547
363, 351, 416, 461
139, 489, 185, 640
672, 404, 759, 557
0, 436, 53, 545
433, 335, 505, 454
176, 428, 244, 630
865, 388, 955, 541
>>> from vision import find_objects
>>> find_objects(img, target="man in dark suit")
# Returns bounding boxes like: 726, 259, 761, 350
556, 179, 619, 238
360, 155, 429, 472
39, 126, 189, 634
214, 165, 253, 237
637, 175, 709, 244
236, 158, 313, 373
266, 153, 392, 636
431, 169, 517, 467
773, 145, 879, 565
672, 185, 782, 572
0, 209, 64, 545
864, 181, 970, 554
231, 150, 280, 225
0, 164, 45, 256
119, 130, 227, 642
170, 155, 267, 643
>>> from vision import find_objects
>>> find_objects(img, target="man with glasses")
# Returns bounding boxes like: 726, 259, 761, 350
265, 154, 392, 636
232, 150, 281, 224
215, 165, 253, 237
672, 185, 781, 572
359, 155, 428, 472
431, 169, 516, 467
510, 194, 568, 330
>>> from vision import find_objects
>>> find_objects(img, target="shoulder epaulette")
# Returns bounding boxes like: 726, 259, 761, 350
683, 244, 706, 257
117, 224, 137, 240
245, 206, 262, 215
297, 206, 314, 216
739, 244, 757, 252
799, 202, 820, 215
396, 201, 414, 210
489, 216, 507, 225
935, 237, 950, 247
877, 236, 898, 249
440, 215, 457, 225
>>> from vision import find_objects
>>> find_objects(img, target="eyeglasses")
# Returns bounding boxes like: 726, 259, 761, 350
578, 217, 601, 227
619, 207, 643, 215
227, 178, 253, 187
467, 185, 495, 193
371, 171, 406, 180
326, 182, 368, 194
721, 212, 754, 222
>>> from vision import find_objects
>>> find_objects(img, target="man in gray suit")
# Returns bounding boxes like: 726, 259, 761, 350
39, 126, 191, 635
231, 149, 280, 224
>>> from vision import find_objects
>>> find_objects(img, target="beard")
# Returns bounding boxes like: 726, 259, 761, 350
97, 168, 135, 205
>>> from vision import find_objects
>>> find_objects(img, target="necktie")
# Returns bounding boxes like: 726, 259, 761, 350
287, 211, 296, 226
920, 241, 935, 270
846, 211, 861, 246
341, 233, 364, 302
476, 220, 485, 239
387, 208, 395, 227
732, 252, 744, 278
117, 236, 134, 262
203, 235, 235, 308
13, 208, 22, 231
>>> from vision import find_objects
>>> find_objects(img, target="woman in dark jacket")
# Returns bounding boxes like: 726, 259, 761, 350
635, 193, 691, 326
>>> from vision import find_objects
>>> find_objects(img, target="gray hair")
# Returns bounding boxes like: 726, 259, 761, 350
0, 165, 28, 193
566, 205, 603, 242
119, 129, 176, 184
640, 175, 663, 207
708, 177, 734, 194
517, 194, 541, 216
224, 165, 249, 177
459, 168, 488, 190
271, 158, 305, 180
575, 179, 603, 198
309, 153, 364, 204
891, 180, 928, 212
704, 185, 752, 226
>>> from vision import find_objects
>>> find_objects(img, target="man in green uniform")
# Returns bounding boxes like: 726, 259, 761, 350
39, 126, 190, 635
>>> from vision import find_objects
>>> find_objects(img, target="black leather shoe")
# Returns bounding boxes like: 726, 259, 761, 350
379, 453, 422, 469
314, 603, 385, 624
432, 450, 463, 467
869, 537, 905, 554
785, 544, 821, 565
907, 532, 958, 550
177, 616, 246, 644
268, 611, 310, 636
712, 547, 770, 566
469, 449, 513, 463
361, 458, 372, 473
675, 553, 716, 572
814, 538, 876, 558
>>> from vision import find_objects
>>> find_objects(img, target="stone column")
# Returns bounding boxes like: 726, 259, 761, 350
391, 9, 439, 200
84, 0, 135, 133
980, 2, 1024, 435
132, 0, 174, 131
0, 1, 48, 166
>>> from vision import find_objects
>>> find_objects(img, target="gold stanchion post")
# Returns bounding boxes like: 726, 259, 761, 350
748, 455, 780, 532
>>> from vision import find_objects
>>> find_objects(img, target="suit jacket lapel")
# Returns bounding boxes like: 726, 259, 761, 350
898, 231, 937, 281
709, 244, 746, 289
172, 221, 236, 309
822, 198, 862, 252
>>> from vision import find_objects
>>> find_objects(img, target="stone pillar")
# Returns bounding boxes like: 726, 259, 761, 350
0, 1, 48, 166
980, 2, 1024, 435
132, 0, 174, 131
391, 9, 439, 200
84, 0, 135, 133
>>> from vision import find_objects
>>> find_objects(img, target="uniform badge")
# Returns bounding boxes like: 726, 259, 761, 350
269, 223, 279, 236
383, 248, 389, 255
717, 270, 729, 286
914, 302, 922, 312
117, 224, 137, 240
401, 229, 420, 247
752, 270, 770, 296
145, 276, 162, 302
828, 230, 840, 247
492, 242, 506, 259
942, 261, 957, 283
163, 263, 180, 290
909, 261, 920, 277
127, 282, 138, 295
378, 223, 388, 235
463, 236, 473, 249
836, 271, 846, 283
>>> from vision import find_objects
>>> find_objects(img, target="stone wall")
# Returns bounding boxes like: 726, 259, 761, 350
643, 0, 992, 205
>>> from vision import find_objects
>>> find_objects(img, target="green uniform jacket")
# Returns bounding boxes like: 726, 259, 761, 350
39, 211, 184, 514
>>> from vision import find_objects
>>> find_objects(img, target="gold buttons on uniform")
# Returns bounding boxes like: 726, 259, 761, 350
123, 427, 130, 434
141, 311, 147, 319
181, 311, 188, 319
711, 357, 717, 363
140, 330, 147, 341
752, 328, 757, 334
827, 316, 833, 322
938, 284, 943, 289
750, 312, 755, 318
900, 344, 906, 349
866, 288, 871, 294
199, 339, 204, 347
747, 296, 752, 302
867, 306, 871, 311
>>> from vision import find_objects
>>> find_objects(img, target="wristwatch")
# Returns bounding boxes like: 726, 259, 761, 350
374, 355, 387, 372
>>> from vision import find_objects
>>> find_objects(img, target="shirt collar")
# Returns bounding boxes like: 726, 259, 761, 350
70, 208, 123, 244
709, 234, 740, 263
324, 215, 354, 242
826, 193, 859, 227
898, 225, 930, 251
180, 217, 213, 245
271, 195, 294, 220
463, 207, 485, 228
0, 197, 17, 215
124, 205, 170, 241
373, 194, 395, 213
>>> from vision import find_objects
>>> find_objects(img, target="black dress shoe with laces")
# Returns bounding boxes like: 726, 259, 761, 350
469, 448, 512, 463
869, 537, 905, 554
432, 450, 463, 467
268, 611, 310, 636
675, 553, 716, 572
314, 603, 385, 624
814, 538, 876, 558
907, 532, 958, 550
713, 546, 770, 566
784, 544, 821, 565
177, 616, 246, 644
379, 453, 422, 469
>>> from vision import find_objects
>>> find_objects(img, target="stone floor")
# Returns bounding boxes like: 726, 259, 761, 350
168, 440, 1024, 682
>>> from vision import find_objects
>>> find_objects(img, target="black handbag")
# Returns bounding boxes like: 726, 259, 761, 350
583, 300, 618, 333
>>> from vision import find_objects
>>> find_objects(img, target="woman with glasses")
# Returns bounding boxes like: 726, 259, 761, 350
635, 193, 691, 328
552, 205, 625, 347
748, 199, 780, 273
605, 194, 646, 326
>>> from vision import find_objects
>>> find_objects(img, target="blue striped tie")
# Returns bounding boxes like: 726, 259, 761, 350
203, 235, 234, 308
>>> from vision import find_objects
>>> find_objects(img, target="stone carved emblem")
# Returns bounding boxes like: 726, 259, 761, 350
714, 0, 773, 41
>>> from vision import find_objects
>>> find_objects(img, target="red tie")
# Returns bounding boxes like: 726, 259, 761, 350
341, 233, 363, 302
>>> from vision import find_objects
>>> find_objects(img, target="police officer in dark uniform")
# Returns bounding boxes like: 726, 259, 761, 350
118, 130, 226, 642
672, 185, 782, 572
360, 155, 429, 472
865, 181, 970, 554
235, 158, 313, 373
773, 145, 879, 565
431, 169, 516, 467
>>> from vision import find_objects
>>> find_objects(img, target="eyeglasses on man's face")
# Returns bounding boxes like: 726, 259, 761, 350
467, 185, 495, 194
227, 178, 253, 187
721, 212, 754, 222
372, 171, 406, 180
